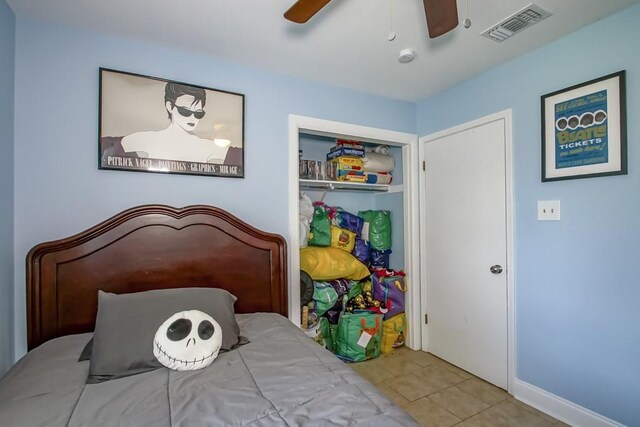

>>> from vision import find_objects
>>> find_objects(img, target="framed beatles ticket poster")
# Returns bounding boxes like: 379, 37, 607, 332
541, 70, 626, 182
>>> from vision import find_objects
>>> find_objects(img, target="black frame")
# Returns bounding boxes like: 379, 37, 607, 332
541, 70, 627, 182
98, 68, 245, 178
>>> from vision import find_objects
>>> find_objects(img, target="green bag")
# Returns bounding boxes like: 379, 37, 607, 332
335, 312, 382, 362
347, 280, 363, 299
313, 281, 338, 315
357, 210, 392, 251
319, 318, 338, 353
308, 206, 331, 247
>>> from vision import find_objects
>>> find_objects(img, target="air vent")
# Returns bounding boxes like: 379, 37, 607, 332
481, 3, 552, 42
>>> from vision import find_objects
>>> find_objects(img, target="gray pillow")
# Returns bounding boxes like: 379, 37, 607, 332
87, 287, 241, 383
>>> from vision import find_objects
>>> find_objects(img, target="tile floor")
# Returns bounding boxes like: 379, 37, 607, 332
349, 347, 570, 427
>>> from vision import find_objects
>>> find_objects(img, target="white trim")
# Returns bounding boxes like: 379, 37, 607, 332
288, 117, 302, 327
288, 115, 421, 349
418, 109, 516, 392
513, 379, 625, 427
504, 110, 516, 394
402, 139, 422, 350
387, 184, 404, 194
290, 116, 417, 145
299, 179, 391, 193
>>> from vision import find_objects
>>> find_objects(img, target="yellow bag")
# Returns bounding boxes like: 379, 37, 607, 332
330, 225, 356, 253
381, 313, 407, 353
361, 280, 372, 293
300, 247, 370, 281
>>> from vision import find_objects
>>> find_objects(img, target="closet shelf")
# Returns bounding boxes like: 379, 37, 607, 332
299, 179, 390, 193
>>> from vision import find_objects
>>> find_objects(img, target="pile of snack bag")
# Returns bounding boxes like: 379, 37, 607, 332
299, 194, 407, 362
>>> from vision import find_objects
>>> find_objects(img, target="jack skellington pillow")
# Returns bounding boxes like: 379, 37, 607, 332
153, 310, 222, 371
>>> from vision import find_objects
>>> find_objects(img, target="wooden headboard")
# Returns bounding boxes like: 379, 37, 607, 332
26, 204, 288, 350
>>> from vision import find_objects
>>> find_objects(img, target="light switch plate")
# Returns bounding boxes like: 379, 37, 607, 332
538, 200, 561, 221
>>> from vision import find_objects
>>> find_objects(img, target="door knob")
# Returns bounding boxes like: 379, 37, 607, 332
490, 265, 503, 274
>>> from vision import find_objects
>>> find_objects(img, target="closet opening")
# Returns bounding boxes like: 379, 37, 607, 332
287, 115, 420, 351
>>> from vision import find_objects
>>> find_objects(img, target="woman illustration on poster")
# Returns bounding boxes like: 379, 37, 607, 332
121, 82, 230, 164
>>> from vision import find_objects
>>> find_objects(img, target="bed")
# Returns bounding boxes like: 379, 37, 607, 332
0, 204, 417, 426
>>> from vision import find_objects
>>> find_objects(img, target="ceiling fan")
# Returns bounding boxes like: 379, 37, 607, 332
284, 0, 459, 39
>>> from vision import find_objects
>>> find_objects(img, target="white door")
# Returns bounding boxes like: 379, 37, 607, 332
421, 114, 510, 389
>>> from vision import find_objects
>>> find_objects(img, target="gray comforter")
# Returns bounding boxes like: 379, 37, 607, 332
0, 313, 418, 426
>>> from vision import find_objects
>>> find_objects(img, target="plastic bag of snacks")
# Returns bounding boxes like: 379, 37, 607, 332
370, 248, 392, 269
333, 210, 364, 236
300, 247, 370, 281
308, 206, 331, 247
351, 238, 370, 265
358, 210, 392, 251
329, 226, 356, 253
313, 281, 338, 316
299, 192, 314, 248
315, 317, 338, 351
371, 269, 407, 320
335, 311, 382, 362
381, 313, 407, 353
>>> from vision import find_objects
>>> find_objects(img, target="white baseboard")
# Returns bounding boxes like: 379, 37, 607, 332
512, 379, 625, 427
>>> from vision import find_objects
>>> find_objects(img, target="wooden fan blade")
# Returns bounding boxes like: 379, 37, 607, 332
423, 0, 459, 38
284, 0, 331, 24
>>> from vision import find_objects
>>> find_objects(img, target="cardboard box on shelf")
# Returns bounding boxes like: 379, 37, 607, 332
327, 146, 365, 160
336, 139, 364, 148
337, 169, 364, 178
329, 156, 364, 169
336, 173, 367, 183
332, 162, 363, 172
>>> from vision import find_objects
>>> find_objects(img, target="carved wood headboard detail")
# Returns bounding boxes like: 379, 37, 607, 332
26, 204, 287, 350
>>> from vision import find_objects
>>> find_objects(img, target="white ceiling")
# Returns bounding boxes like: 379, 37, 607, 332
7, 0, 640, 101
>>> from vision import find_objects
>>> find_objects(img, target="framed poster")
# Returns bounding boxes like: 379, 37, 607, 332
541, 70, 626, 182
99, 68, 245, 178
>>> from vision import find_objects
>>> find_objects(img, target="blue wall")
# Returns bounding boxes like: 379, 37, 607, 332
416, 4, 640, 425
12, 17, 415, 359
0, 0, 15, 376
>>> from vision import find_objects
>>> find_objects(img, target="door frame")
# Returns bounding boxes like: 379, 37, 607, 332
288, 114, 422, 349
418, 109, 516, 392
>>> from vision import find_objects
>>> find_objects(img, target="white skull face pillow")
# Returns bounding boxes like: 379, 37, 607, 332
153, 310, 222, 371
